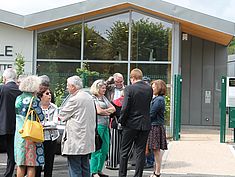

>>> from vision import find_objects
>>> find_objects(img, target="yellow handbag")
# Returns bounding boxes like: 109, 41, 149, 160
19, 97, 44, 143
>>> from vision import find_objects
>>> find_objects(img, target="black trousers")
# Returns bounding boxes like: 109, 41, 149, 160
35, 140, 57, 177
0, 134, 15, 177
118, 127, 150, 177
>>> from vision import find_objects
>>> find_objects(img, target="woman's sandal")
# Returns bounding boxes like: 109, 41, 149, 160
149, 172, 161, 177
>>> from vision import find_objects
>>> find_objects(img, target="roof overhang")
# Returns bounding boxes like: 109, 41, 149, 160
0, 9, 24, 28
1, 0, 235, 46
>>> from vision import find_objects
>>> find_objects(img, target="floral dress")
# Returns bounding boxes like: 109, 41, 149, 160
14, 92, 45, 166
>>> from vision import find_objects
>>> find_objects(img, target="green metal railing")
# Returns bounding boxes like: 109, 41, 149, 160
220, 76, 226, 143
173, 74, 182, 141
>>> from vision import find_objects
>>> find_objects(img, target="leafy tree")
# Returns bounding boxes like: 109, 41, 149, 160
14, 53, 25, 77
54, 82, 66, 106
37, 24, 82, 59
106, 21, 129, 60
165, 95, 171, 126
106, 18, 171, 62
228, 37, 235, 55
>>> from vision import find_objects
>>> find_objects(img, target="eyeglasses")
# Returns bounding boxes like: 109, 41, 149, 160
114, 80, 123, 84
45, 92, 51, 95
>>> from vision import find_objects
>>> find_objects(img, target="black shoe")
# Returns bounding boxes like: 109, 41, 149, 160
106, 165, 119, 170
98, 173, 109, 177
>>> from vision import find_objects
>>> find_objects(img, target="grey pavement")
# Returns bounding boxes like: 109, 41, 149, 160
1, 126, 235, 177
104, 126, 235, 177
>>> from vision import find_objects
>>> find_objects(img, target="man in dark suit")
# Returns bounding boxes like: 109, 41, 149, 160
0, 68, 22, 177
118, 68, 153, 177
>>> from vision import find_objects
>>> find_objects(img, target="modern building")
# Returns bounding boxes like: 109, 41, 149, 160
228, 54, 235, 77
1, 0, 235, 135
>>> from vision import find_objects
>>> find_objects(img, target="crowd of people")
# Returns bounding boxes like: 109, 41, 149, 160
0, 67, 168, 177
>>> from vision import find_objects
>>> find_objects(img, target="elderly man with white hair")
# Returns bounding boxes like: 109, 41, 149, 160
0, 68, 22, 177
59, 75, 96, 177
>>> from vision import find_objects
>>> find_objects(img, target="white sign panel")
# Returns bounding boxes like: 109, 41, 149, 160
226, 77, 235, 107
205, 90, 211, 104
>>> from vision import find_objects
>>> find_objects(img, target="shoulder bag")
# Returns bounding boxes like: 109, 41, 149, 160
19, 96, 44, 143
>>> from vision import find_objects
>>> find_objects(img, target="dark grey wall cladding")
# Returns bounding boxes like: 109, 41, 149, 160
181, 35, 227, 126
181, 35, 191, 125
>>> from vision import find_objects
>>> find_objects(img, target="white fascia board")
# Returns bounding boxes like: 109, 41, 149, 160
23, 0, 128, 28
0, 9, 24, 28
1, 0, 234, 36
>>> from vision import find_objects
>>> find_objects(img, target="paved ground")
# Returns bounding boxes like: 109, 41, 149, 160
104, 126, 235, 177
1, 126, 235, 177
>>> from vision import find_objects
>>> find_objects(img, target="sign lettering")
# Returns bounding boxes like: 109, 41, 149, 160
0, 45, 13, 56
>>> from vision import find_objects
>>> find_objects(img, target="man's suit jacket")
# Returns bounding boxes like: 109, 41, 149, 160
119, 80, 153, 131
0, 81, 22, 135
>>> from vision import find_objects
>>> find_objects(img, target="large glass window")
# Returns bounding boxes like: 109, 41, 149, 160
84, 13, 129, 61
36, 11, 172, 87
87, 62, 128, 81
130, 63, 171, 84
131, 12, 172, 61
37, 61, 80, 90
37, 23, 82, 59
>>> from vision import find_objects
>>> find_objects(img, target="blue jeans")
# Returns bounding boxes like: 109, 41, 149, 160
67, 155, 90, 177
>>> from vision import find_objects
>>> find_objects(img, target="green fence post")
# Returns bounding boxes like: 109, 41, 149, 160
81, 73, 88, 87
173, 74, 182, 141
220, 76, 226, 143
178, 75, 182, 134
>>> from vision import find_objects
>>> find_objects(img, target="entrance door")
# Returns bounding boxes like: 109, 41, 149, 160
181, 35, 227, 126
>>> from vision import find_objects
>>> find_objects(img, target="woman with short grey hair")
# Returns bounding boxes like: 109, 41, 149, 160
14, 75, 45, 177
19, 75, 41, 93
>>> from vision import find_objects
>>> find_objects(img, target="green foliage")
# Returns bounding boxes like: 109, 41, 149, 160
76, 63, 99, 87
37, 24, 82, 58
228, 37, 235, 55
76, 63, 99, 77
165, 95, 171, 126
14, 53, 25, 77
54, 82, 66, 107
106, 21, 129, 59
106, 18, 171, 61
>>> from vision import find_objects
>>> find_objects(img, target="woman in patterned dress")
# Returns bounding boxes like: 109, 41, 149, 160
14, 75, 45, 177
147, 80, 168, 177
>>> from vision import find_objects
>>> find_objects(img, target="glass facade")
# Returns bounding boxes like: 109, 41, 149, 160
37, 24, 82, 60
130, 63, 171, 84
84, 13, 129, 61
37, 61, 80, 89
131, 12, 172, 61
37, 11, 172, 89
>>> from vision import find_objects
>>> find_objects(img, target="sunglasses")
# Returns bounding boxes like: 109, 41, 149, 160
97, 80, 106, 87
45, 92, 51, 95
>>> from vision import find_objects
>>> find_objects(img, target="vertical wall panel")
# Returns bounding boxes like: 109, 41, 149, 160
181, 36, 191, 124
214, 44, 227, 125
189, 36, 203, 125
201, 41, 215, 125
